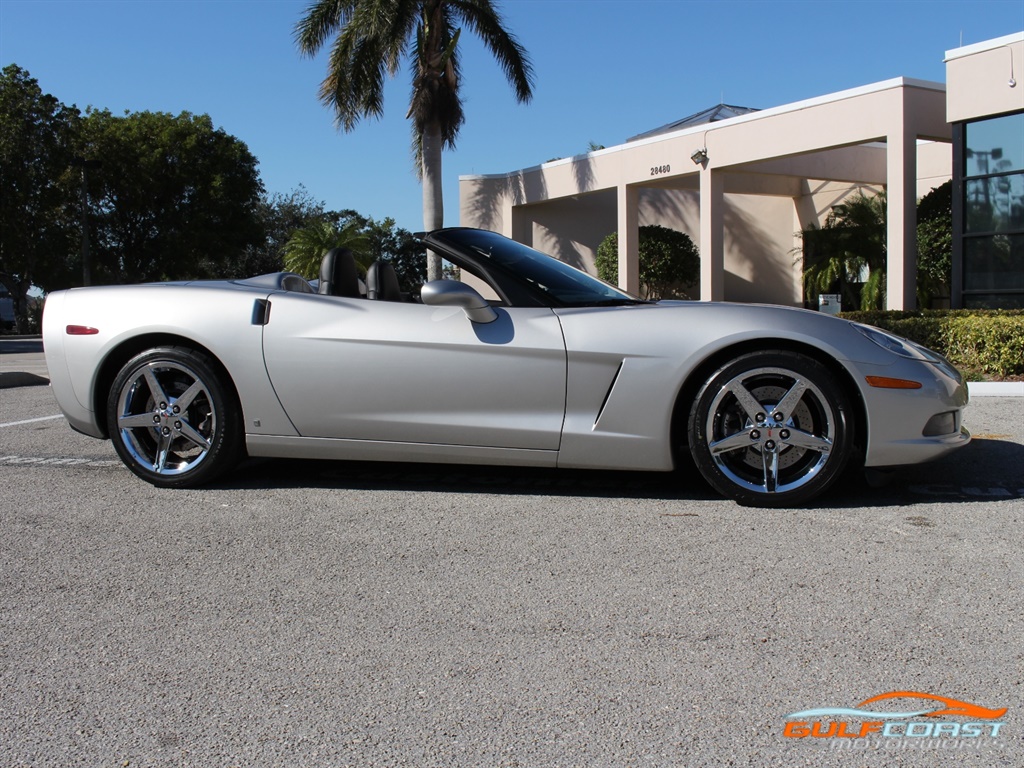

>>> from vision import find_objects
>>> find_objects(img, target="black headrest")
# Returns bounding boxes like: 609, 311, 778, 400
319, 248, 361, 297
366, 260, 403, 301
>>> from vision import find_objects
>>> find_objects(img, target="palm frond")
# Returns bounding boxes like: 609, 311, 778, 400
451, 0, 534, 103
283, 220, 371, 279
295, 0, 356, 56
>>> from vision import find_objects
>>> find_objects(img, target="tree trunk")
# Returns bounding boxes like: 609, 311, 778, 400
422, 123, 444, 281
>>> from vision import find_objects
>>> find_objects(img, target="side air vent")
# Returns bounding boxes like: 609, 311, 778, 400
252, 299, 271, 326
594, 361, 625, 428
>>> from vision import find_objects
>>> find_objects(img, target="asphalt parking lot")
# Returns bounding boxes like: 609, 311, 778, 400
0, 378, 1021, 767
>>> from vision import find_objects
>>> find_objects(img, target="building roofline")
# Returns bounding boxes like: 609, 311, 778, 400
945, 31, 1024, 62
460, 77, 946, 181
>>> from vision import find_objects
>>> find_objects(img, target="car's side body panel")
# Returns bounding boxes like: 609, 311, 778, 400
261, 293, 567, 450
43, 282, 298, 439
552, 301, 969, 471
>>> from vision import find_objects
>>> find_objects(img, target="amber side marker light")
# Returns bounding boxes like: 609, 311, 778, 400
66, 325, 99, 335
865, 375, 922, 390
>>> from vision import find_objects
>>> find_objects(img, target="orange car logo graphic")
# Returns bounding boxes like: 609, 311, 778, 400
784, 691, 1007, 740
787, 691, 1007, 721
857, 692, 1006, 720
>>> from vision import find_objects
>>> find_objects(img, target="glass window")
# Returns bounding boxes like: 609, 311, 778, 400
958, 112, 1024, 309
965, 113, 1024, 176
963, 234, 1024, 291
965, 174, 1024, 232
431, 228, 645, 307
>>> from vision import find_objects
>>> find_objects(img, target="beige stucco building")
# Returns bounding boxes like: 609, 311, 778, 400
459, 32, 1023, 310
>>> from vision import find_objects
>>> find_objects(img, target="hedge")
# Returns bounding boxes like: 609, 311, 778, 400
838, 309, 1024, 378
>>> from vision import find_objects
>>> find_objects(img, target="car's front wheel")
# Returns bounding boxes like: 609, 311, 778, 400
688, 351, 854, 507
107, 346, 242, 487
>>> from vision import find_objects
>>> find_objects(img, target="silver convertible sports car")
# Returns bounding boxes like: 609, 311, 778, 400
43, 228, 970, 507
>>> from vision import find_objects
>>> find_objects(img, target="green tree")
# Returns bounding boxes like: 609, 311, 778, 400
916, 180, 952, 308
595, 225, 700, 300
335, 210, 427, 291
283, 218, 371, 279
294, 0, 534, 281
0, 64, 80, 327
230, 186, 331, 278
801, 191, 887, 311
80, 109, 264, 284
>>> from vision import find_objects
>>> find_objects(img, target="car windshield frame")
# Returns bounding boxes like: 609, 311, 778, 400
425, 228, 647, 308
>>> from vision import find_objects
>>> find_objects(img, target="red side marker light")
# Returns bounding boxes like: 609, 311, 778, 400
66, 325, 99, 335
865, 375, 922, 390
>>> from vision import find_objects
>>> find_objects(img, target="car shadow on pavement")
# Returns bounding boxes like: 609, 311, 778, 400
813, 435, 1023, 509
214, 436, 1023, 507
223, 456, 721, 502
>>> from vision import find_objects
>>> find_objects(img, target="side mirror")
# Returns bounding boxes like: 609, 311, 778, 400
420, 280, 499, 324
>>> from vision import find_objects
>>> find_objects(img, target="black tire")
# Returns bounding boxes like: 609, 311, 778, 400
687, 350, 853, 507
106, 346, 242, 488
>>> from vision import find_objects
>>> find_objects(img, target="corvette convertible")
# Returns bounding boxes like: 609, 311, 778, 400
42, 228, 970, 507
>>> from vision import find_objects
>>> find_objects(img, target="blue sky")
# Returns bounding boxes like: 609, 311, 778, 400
2, 0, 1022, 233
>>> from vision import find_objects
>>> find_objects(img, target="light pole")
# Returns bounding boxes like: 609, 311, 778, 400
70, 157, 101, 286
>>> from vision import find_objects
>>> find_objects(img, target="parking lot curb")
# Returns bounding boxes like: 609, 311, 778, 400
968, 381, 1024, 397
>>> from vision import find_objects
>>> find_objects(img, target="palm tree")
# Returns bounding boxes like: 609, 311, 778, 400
295, 0, 534, 280
283, 219, 371, 279
802, 191, 887, 311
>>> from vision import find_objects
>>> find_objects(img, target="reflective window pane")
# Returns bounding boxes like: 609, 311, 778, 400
965, 174, 1024, 232
963, 234, 1024, 291
965, 113, 1024, 176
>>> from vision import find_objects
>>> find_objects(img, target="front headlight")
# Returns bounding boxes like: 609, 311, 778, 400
853, 323, 964, 382
853, 324, 944, 363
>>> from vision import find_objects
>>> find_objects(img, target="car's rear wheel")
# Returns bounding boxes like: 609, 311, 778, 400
688, 351, 853, 507
107, 346, 242, 487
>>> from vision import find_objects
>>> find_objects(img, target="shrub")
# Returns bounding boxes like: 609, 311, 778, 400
596, 225, 699, 300
839, 309, 1024, 377
916, 181, 952, 308
944, 314, 1024, 378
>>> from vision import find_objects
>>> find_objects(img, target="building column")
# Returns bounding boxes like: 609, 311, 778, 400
700, 166, 725, 302
500, 198, 516, 239
886, 110, 917, 310
617, 184, 640, 294
510, 205, 532, 246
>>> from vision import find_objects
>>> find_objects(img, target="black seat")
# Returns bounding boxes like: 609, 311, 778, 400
366, 260, 403, 301
319, 248, 361, 298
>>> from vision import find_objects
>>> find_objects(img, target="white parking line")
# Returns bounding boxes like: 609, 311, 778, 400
0, 414, 64, 428
0, 454, 121, 468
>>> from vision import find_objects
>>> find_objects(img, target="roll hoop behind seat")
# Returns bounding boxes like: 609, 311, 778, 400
366, 260, 403, 301
319, 248, 361, 297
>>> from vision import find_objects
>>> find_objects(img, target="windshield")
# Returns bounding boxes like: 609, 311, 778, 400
432, 229, 644, 307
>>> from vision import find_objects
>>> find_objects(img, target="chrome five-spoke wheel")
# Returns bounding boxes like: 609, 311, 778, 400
688, 351, 853, 507
107, 347, 241, 487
